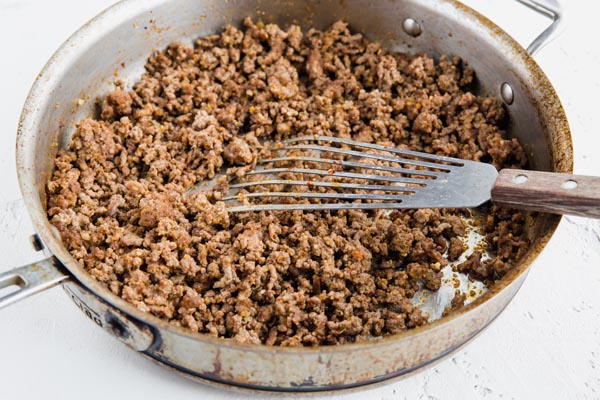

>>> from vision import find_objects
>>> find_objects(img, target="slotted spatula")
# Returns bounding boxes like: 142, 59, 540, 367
223, 136, 600, 218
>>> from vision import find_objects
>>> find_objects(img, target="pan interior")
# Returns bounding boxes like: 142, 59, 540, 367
17, 0, 569, 343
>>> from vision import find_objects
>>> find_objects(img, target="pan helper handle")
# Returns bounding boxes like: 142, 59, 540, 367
0, 257, 69, 310
515, 0, 562, 55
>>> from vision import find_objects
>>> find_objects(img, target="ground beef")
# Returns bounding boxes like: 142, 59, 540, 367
442, 290, 467, 317
47, 19, 529, 346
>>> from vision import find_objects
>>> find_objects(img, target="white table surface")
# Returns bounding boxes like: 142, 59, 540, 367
1, 1, 599, 399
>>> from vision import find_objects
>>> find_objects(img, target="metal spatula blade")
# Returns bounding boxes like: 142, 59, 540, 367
221, 136, 600, 218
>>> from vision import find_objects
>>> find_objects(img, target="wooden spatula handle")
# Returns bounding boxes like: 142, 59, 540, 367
491, 169, 600, 218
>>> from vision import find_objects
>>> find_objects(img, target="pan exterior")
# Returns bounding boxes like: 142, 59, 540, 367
15, 0, 572, 391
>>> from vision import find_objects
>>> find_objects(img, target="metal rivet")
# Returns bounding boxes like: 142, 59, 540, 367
500, 82, 514, 105
561, 179, 577, 189
514, 174, 528, 184
403, 18, 422, 37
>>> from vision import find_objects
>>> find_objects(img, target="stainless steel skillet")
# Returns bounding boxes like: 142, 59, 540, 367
2, 0, 570, 392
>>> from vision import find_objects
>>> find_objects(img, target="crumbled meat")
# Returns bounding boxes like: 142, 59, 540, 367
448, 237, 466, 261
442, 290, 467, 317
223, 137, 254, 165
101, 89, 133, 120
47, 19, 530, 346
267, 58, 299, 99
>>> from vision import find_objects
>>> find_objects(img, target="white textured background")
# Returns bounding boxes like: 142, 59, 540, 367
1, 1, 599, 399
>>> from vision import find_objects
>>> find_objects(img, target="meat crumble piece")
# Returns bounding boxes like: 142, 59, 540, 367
448, 237, 466, 261
47, 19, 530, 346
442, 290, 467, 317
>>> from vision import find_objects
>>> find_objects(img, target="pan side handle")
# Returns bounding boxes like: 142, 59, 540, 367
0, 257, 69, 310
515, 0, 562, 55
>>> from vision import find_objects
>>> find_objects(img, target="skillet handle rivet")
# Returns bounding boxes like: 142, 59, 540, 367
501, 82, 514, 105
402, 18, 422, 37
